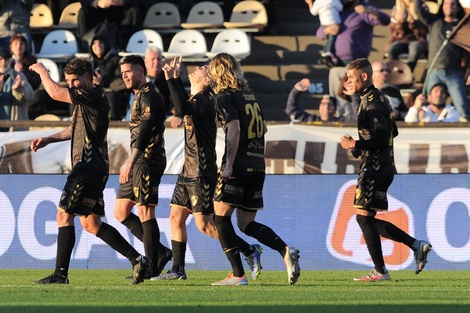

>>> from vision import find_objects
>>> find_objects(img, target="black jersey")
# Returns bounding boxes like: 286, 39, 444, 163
356, 86, 398, 175
129, 82, 166, 161
167, 78, 217, 178
69, 86, 109, 174
215, 88, 265, 171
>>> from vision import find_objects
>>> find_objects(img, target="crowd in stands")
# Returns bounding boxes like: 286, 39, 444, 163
1, 0, 470, 131
296, 0, 470, 124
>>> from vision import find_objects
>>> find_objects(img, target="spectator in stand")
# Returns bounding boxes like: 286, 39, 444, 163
0, 0, 33, 51
305, 0, 343, 68
0, 47, 33, 131
77, 0, 144, 51
9, 33, 40, 91
90, 34, 127, 120
318, 0, 390, 118
404, 82, 460, 122
285, 78, 356, 122
371, 61, 408, 121
384, 0, 428, 71
414, 0, 470, 121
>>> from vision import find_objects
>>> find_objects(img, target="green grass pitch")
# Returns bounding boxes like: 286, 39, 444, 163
0, 269, 469, 313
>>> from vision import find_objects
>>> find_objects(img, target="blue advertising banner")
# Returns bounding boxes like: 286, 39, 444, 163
1, 174, 469, 272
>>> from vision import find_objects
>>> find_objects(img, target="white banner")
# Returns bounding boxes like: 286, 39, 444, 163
1, 124, 470, 174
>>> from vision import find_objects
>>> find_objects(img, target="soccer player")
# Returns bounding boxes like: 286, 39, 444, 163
340, 58, 432, 281
30, 57, 150, 285
207, 53, 301, 286
151, 56, 262, 281
114, 55, 171, 279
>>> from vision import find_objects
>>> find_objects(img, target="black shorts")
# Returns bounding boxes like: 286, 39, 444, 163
170, 175, 216, 215
116, 160, 165, 206
213, 169, 264, 210
59, 168, 108, 217
354, 173, 394, 212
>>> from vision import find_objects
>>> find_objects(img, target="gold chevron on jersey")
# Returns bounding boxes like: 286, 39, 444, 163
367, 94, 374, 102
142, 85, 150, 93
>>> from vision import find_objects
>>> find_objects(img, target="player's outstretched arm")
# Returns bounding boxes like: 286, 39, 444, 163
29, 62, 72, 104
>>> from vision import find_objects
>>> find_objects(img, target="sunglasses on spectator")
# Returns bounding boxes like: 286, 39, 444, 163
374, 68, 391, 73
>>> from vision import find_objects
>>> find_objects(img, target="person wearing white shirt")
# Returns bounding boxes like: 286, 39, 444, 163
404, 82, 461, 122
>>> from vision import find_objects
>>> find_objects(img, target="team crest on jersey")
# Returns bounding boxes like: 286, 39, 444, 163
191, 195, 198, 207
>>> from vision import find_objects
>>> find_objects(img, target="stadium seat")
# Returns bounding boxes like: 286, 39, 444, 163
53, 2, 82, 30
206, 29, 251, 60
181, 1, 224, 30
386, 60, 414, 89
35, 30, 78, 64
30, 3, 54, 28
30, 114, 62, 131
163, 30, 208, 61
119, 29, 164, 56
223, 1, 268, 31
143, 2, 181, 30
36, 58, 61, 82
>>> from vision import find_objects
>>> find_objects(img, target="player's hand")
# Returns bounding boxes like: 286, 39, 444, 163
29, 62, 49, 76
169, 115, 182, 128
220, 168, 235, 181
162, 63, 174, 80
119, 162, 132, 184
30, 137, 49, 152
173, 55, 182, 78
341, 134, 355, 150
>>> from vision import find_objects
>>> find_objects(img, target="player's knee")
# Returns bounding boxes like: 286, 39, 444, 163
114, 209, 126, 222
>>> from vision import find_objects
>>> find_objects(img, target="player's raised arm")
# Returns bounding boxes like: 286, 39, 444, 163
29, 62, 72, 104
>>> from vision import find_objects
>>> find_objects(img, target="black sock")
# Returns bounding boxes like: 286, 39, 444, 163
55, 226, 75, 277
122, 213, 169, 254
244, 221, 287, 257
96, 223, 140, 266
214, 215, 244, 277
237, 237, 253, 257
375, 218, 416, 249
171, 240, 186, 272
356, 215, 385, 273
142, 218, 160, 267
121, 212, 143, 240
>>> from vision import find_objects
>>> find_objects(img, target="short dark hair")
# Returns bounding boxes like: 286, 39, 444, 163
429, 82, 448, 97
119, 55, 146, 77
63, 57, 93, 77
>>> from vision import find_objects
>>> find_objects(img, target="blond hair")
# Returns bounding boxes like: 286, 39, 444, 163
207, 53, 248, 94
